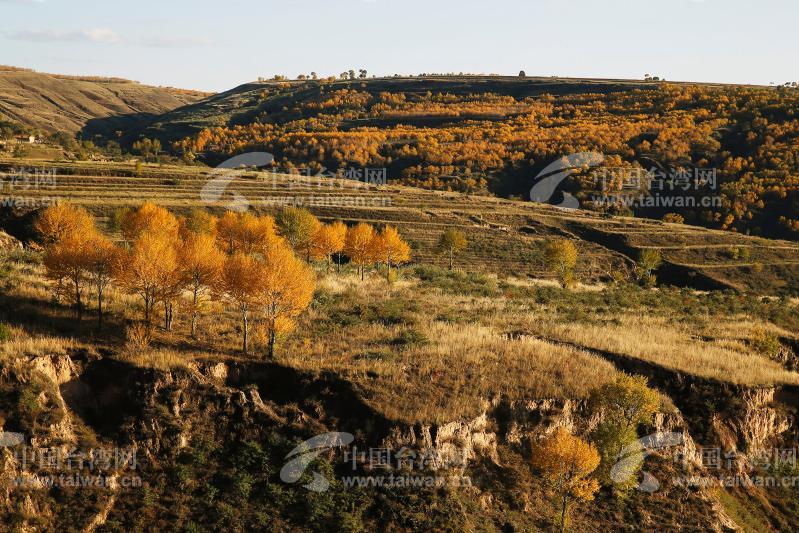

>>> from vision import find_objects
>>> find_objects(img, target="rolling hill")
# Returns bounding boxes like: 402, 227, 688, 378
0, 65, 210, 134
114, 75, 799, 241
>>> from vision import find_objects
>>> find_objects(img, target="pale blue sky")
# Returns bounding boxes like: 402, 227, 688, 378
1, 0, 796, 92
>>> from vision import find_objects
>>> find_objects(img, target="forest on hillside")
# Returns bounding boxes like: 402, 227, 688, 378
171, 81, 799, 239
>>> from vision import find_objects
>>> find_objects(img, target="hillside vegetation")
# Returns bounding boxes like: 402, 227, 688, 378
118, 76, 799, 240
3, 158, 799, 295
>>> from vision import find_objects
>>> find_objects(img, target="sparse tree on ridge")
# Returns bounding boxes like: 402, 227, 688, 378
437, 228, 467, 270
543, 239, 578, 289
636, 249, 662, 287
589, 375, 660, 492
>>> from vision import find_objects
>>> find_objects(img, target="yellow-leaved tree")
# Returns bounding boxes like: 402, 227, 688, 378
121, 202, 180, 242
42, 231, 95, 320
217, 253, 266, 355
437, 228, 467, 270
344, 222, 375, 281
259, 243, 315, 359
532, 427, 600, 533
543, 238, 579, 289
276, 207, 321, 260
84, 232, 120, 328
312, 221, 347, 272
370, 226, 411, 281
115, 231, 178, 327
215, 211, 278, 254
179, 232, 224, 338
589, 375, 660, 493
34, 203, 95, 246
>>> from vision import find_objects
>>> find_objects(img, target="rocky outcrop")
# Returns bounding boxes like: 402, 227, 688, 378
0, 229, 22, 252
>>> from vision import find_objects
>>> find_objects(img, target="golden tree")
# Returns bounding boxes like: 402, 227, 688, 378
532, 427, 600, 533
311, 221, 347, 272
276, 207, 321, 260
34, 204, 95, 245
180, 208, 218, 238
216, 210, 241, 253
237, 213, 279, 254
259, 243, 315, 359
217, 252, 266, 355
121, 202, 180, 242
115, 231, 178, 326
84, 233, 120, 328
215, 211, 278, 254
370, 226, 411, 281
344, 222, 375, 281
179, 232, 224, 337
42, 231, 94, 319
437, 228, 467, 270
543, 239, 578, 289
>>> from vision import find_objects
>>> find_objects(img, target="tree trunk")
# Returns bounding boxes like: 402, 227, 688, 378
360, 265, 364, 281
74, 279, 82, 321
191, 287, 199, 338
560, 492, 569, 533
97, 284, 103, 328
242, 306, 249, 355
268, 322, 276, 359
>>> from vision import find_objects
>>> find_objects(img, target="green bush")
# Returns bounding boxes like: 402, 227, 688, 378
414, 264, 497, 296
0, 323, 10, 342
750, 327, 781, 357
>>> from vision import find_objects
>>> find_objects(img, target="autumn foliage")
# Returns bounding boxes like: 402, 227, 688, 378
532, 428, 600, 532
35, 203, 317, 358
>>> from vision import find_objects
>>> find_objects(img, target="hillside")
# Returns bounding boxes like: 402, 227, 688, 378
1, 159, 799, 530
120, 75, 799, 241
2, 157, 799, 295
0, 66, 210, 134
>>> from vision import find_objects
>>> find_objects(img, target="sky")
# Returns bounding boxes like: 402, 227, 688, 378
1, 0, 797, 92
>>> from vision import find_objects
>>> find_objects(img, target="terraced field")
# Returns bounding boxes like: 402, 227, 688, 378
3, 157, 799, 293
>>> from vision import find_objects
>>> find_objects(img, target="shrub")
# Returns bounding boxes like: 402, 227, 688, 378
0, 323, 11, 342
750, 327, 781, 358
125, 322, 152, 351
662, 213, 684, 224
414, 264, 497, 296
392, 328, 429, 348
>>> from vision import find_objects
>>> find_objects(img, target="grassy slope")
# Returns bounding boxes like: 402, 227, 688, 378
0, 68, 210, 133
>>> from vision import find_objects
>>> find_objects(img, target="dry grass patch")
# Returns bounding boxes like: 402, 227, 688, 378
519, 314, 799, 386
118, 348, 192, 372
